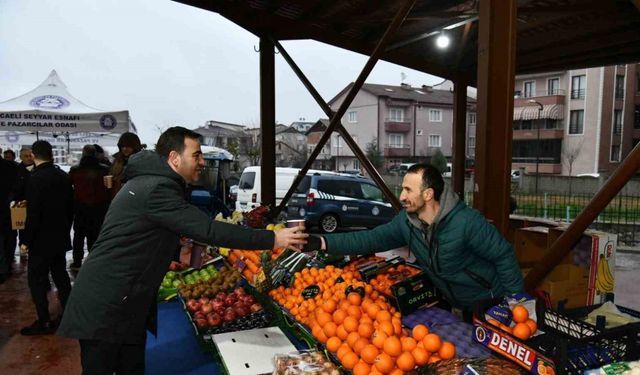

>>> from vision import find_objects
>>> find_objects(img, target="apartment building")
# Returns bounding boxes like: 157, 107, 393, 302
326, 82, 477, 170
512, 63, 640, 176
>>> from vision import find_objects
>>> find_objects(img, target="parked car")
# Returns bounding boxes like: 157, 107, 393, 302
287, 174, 394, 233
387, 162, 416, 175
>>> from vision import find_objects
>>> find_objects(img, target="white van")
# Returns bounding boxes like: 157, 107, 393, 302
235, 167, 340, 212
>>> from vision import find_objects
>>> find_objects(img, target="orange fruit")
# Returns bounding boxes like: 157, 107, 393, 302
423, 333, 442, 352
392, 317, 402, 335
428, 355, 441, 363
348, 292, 363, 306
512, 305, 529, 323
332, 309, 347, 325
390, 369, 404, 375
358, 323, 375, 339
344, 316, 359, 333
337, 344, 351, 360
412, 324, 430, 341
401, 337, 417, 352
315, 329, 328, 344
361, 344, 380, 364
336, 324, 349, 340
411, 347, 431, 365
347, 331, 361, 348
525, 319, 537, 334
372, 330, 388, 349
342, 351, 359, 370
438, 341, 456, 360
374, 352, 395, 374
383, 336, 402, 357
322, 299, 337, 314
326, 336, 342, 352
512, 323, 531, 340
353, 361, 371, 375
396, 351, 416, 371
376, 310, 392, 323
367, 304, 381, 319
347, 305, 362, 320
317, 312, 332, 326
323, 322, 338, 338
353, 338, 369, 355
379, 321, 395, 336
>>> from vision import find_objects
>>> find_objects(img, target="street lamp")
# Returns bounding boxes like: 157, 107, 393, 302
528, 99, 543, 195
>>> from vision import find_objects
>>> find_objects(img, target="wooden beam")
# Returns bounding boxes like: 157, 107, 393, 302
452, 80, 467, 200
525, 142, 640, 291
474, 0, 517, 235
259, 37, 276, 208
633, 0, 640, 11
520, 44, 640, 74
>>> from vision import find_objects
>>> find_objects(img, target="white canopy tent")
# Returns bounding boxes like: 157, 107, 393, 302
0, 70, 132, 150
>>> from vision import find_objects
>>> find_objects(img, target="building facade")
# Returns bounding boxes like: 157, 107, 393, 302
512, 63, 640, 176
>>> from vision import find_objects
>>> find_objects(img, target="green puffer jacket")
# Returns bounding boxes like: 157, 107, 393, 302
324, 186, 523, 309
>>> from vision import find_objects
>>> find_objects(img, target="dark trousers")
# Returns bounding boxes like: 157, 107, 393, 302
80, 338, 146, 375
73, 206, 106, 264
27, 253, 71, 322
0, 224, 13, 275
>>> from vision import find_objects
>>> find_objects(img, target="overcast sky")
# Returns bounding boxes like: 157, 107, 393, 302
0, 0, 443, 145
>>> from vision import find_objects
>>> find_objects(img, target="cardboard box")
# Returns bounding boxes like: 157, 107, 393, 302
389, 271, 439, 315
514, 227, 572, 267
524, 264, 589, 309
10, 206, 26, 230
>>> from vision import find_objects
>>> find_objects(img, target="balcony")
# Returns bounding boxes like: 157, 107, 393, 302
570, 89, 585, 99
514, 90, 565, 106
384, 120, 412, 132
384, 144, 411, 157
511, 160, 562, 174
513, 128, 564, 140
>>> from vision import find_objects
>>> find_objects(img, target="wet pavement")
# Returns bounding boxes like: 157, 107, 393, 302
612, 250, 640, 310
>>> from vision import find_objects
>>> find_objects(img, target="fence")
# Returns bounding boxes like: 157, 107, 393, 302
463, 191, 640, 248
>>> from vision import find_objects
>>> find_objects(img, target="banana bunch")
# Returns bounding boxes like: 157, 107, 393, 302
595, 254, 614, 294
214, 210, 244, 225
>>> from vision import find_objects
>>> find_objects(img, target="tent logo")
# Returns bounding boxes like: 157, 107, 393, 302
5, 131, 20, 143
99, 114, 117, 130
29, 95, 70, 109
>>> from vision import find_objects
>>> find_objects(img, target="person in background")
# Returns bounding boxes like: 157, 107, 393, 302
109, 132, 142, 197
69, 145, 111, 270
303, 164, 523, 318
3, 149, 16, 162
20, 141, 74, 335
0, 155, 18, 283
7, 147, 35, 259
93, 144, 111, 167
58, 127, 307, 374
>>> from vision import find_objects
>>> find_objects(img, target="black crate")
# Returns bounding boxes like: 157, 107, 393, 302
473, 298, 640, 375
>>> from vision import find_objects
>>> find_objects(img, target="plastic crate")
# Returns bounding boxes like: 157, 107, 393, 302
472, 298, 640, 375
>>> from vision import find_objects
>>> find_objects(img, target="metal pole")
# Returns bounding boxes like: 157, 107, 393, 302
259, 37, 276, 208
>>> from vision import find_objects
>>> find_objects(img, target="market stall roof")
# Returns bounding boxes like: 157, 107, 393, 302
0, 70, 131, 133
174, 0, 640, 82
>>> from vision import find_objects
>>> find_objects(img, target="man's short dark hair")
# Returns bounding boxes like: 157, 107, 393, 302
406, 163, 445, 201
82, 144, 97, 158
93, 144, 104, 154
155, 127, 202, 158
32, 140, 53, 161
3, 149, 15, 158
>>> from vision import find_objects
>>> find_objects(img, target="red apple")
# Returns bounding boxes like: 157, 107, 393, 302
201, 303, 213, 314
207, 313, 222, 326
195, 318, 208, 328
211, 300, 225, 311
199, 297, 210, 305
234, 305, 250, 317
194, 311, 205, 320
215, 292, 227, 301
223, 308, 237, 322
242, 295, 257, 305
186, 300, 201, 313
234, 287, 247, 296
224, 294, 238, 306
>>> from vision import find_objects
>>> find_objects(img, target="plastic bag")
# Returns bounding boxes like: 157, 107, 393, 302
273, 349, 340, 375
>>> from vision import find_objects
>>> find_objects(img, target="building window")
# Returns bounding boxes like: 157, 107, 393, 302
521, 120, 532, 130
524, 81, 535, 98
514, 90, 522, 97
513, 121, 521, 130
613, 110, 623, 135
635, 105, 640, 129
615, 75, 625, 99
569, 110, 584, 134
347, 111, 357, 123
429, 109, 442, 122
388, 134, 404, 148
417, 129, 423, 136
468, 136, 476, 148
611, 145, 621, 162
468, 113, 476, 125
512, 139, 562, 164
545, 119, 559, 129
428, 134, 442, 147
389, 107, 404, 122
353, 159, 360, 170
571, 75, 586, 99
547, 78, 560, 95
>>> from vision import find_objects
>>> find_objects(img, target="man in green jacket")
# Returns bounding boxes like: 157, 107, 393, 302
307, 163, 523, 312
58, 127, 307, 375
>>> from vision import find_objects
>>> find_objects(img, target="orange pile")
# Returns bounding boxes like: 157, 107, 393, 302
487, 304, 538, 340
369, 264, 421, 296
269, 266, 456, 373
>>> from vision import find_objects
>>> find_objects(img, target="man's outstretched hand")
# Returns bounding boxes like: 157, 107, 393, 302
273, 227, 309, 250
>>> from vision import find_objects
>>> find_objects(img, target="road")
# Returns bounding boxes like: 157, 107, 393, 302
613, 250, 640, 310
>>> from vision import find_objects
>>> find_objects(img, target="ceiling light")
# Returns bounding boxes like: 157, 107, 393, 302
436, 32, 450, 49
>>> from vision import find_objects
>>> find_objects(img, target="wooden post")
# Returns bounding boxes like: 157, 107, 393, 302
259, 37, 276, 208
452, 80, 467, 200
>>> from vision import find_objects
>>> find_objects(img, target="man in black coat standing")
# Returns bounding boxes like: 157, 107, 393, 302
58, 127, 308, 375
0, 155, 18, 283
20, 141, 74, 335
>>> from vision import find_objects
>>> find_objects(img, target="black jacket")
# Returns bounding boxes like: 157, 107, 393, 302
21, 162, 74, 253
10, 162, 33, 203
0, 159, 18, 225
57, 151, 275, 343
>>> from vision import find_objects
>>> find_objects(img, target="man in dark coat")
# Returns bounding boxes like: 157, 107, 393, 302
69, 145, 111, 269
0, 156, 18, 283
9, 147, 35, 259
58, 127, 307, 375
20, 141, 74, 335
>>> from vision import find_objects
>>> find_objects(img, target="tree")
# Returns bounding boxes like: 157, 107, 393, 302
563, 140, 583, 195
365, 138, 383, 169
430, 148, 448, 175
